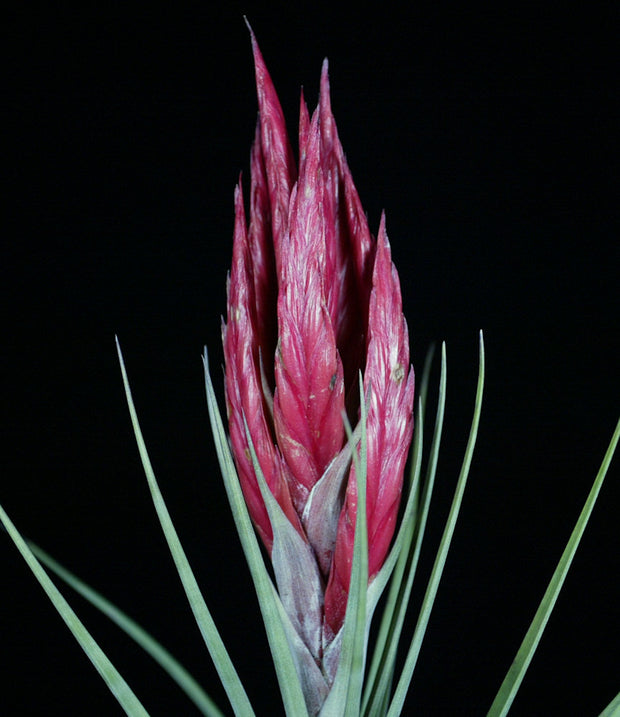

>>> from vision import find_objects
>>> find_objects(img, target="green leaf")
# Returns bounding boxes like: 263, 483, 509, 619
386, 330, 485, 717
320, 375, 369, 717
363, 342, 447, 717
361, 403, 422, 717
487, 416, 620, 717
360, 352, 430, 716
29, 542, 222, 717
0, 503, 150, 717
116, 338, 254, 717
243, 414, 328, 714
268, 579, 330, 716
364, 342, 436, 633
202, 349, 309, 717
599, 691, 620, 717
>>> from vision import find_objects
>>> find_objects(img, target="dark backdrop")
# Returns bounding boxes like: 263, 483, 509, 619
3, 5, 618, 716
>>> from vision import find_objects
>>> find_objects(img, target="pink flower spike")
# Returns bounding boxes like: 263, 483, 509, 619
223, 35, 415, 700
324, 214, 415, 639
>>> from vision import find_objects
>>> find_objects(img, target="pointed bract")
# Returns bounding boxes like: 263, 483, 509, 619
223, 35, 414, 711
249, 29, 296, 276
298, 89, 310, 159
223, 181, 301, 551
248, 122, 278, 376
318, 63, 375, 398
324, 216, 415, 638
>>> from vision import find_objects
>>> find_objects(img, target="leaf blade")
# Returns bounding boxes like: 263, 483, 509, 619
487, 416, 620, 717
364, 343, 447, 717
203, 349, 309, 717
320, 375, 369, 717
29, 542, 223, 717
116, 338, 254, 717
0, 503, 150, 717
599, 691, 620, 717
386, 331, 485, 717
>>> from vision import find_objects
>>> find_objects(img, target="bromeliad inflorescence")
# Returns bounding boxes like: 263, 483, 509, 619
3, 22, 616, 717
222, 30, 414, 711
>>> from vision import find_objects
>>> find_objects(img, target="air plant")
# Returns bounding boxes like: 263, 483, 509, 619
1, 28, 618, 717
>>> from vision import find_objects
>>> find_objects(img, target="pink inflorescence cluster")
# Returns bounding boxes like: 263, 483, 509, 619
222, 31, 414, 694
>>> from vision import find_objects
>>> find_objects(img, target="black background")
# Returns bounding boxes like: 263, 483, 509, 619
3, 4, 618, 716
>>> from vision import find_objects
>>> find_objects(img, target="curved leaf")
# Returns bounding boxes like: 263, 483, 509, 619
387, 331, 485, 717
203, 349, 309, 717
29, 542, 222, 717
487, 416, 620, 717
117, 338, 254, 717
0, 503, 150, 716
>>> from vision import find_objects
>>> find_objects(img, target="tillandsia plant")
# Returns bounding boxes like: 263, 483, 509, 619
222, 31, 415, 700
1, 27, 619, 717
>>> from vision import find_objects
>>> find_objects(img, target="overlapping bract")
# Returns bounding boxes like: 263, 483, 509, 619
222, 33, 414, 676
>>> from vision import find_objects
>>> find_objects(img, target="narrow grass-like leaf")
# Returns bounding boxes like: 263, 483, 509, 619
363, 343, 447, 717
355, 392, 424, 716
386, 331, 485, 717
0, 504, 150, 717
203, 349, 309, 717
116, 338, 254, 717
362, 342, 436, 639
320, 374, 369, 717
29, 542, 222, 717
599, 691, 620, 717
417, 342, 437, 424
362, 344, 438, 712
487, 416, 620, 717
341, 384, 369, 717
362, 391, 426, 712
362, 403, 421, 717
364, 396, 423, 640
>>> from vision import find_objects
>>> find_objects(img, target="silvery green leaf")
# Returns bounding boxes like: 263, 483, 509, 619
243, 415, 324, 661
270, 583, 330, 715
302, 421, 361, 576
